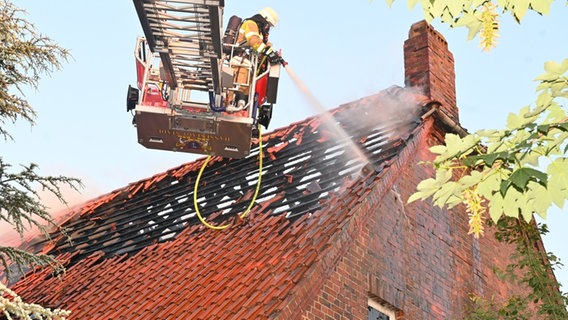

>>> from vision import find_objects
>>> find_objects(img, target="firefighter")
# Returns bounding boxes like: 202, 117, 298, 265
228, 7, 282, 110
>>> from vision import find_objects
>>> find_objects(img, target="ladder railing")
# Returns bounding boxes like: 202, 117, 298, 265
132, 0, 225, 98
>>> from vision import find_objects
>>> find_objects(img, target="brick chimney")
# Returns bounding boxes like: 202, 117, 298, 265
404, 20, 459, 124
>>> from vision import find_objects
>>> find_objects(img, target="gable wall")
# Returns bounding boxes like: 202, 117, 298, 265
282, 120, 531, 319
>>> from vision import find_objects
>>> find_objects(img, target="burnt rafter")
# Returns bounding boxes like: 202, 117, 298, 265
27, 87, 429, 265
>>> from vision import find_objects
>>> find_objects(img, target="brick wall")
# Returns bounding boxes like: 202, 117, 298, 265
292, 120, 531, 319
275, 20, 537, 320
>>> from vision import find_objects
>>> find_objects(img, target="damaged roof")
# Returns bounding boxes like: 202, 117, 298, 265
12, 86, 434, 319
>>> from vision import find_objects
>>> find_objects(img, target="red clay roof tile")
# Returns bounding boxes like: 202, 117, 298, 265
10, 87, 433, 319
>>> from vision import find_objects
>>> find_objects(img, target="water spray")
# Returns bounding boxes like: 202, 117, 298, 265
282, 64, 372, 177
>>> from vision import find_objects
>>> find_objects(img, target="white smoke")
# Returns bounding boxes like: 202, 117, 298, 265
0, 177, 101, 248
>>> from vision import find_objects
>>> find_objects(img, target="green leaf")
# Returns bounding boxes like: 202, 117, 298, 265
461, 155, 483, 167
500, 179, 513, 198
444, 133, 462, 152
440, 9, 455, 24
462, 151, 511, 167
385, 0, 395, 7
537, 124, 551, 135
504, 167, 548, 195
555, 123, 568, 132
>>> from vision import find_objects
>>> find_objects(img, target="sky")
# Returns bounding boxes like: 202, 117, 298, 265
4, 0, 568, 293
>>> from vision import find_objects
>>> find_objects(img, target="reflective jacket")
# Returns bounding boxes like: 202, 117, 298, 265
237, 19, 269, 54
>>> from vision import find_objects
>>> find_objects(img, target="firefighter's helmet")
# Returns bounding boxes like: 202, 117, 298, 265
259, 7, 279, 27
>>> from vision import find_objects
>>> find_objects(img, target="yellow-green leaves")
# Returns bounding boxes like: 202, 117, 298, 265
383, 1, 568, 237
430, 133, 479, 164
498, 0, 554, 22
529, 0, 554, 15
535, 59, 568, 100
408, 168, 456, 205
547, 158, 568, 209
409, 59, 568, 236
543, 60, 568, 78
454, 13, 483, 41
385, 0, 555, 51
511, 0, 530, 22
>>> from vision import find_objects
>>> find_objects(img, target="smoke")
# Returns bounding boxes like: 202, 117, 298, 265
284, 65, 370, 166
349, 86, 428, 142
285, 66, 426, 170
346, 86, 426, 127
0, 176, 101, 247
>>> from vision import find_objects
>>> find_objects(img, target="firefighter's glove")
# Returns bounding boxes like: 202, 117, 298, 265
263, 47, 280, 64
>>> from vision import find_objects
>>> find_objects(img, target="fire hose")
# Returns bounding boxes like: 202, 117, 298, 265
193, 125, 264, 230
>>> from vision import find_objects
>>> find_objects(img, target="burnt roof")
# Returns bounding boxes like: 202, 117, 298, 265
24, 86, 431, 266
11, 86, 436, 318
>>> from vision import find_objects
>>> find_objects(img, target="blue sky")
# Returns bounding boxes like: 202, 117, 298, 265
5, 0, 568, 292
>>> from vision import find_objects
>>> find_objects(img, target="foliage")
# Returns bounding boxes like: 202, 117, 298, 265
412, 26, 565, 238
384, 0, 560, 51
381, 0, 568, 317
463, 219, 568, 319
0, 0, 69, 140
464, 294, 531, 319
1, 0, 80, 318
1, 281, 70, 320
0, 159, 79, 279
495, 220, 568, 318
408, 59, 568, 236
385, 0, 568, 237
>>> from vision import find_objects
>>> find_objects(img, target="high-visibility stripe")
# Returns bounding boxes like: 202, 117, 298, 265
245, 31, 261, 39
238, 20, 265, 52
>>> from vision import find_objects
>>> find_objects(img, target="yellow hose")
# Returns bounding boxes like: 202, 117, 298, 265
194, 126, 263, 230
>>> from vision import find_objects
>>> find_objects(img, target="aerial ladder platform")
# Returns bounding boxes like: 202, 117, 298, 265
126, 0, 282, 159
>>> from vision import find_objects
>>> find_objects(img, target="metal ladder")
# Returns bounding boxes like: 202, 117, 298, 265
133, 0, 225, 107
